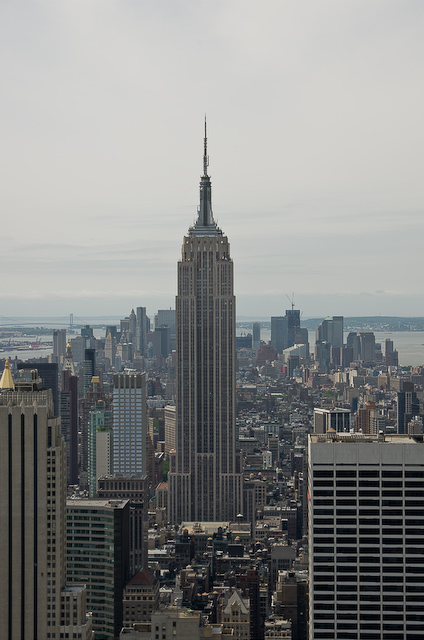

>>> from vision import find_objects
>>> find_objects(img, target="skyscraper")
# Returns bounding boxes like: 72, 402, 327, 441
286, 308, 300, 348
112, 372, 147, 475
66, 498, 130, 638
397, 380, 420, 434
271, 308, 301, 354
83, 347, 96, 397
168, 122, 243, 523
136, 306, 148, 355
61, 357, 79, 485
0, 364, 92, 639
52, 327, 67, 363
88, 376, 112, 496
252, 322, 261, 351
308, 431, 424, 640
316, 315, 344, 349
79, 348, 97, 480
271, 316, 286, 354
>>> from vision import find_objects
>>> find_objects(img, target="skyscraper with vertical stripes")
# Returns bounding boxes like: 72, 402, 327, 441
168, 122, 243, 523
112, 371, 147, 475
0, 364, 92, 639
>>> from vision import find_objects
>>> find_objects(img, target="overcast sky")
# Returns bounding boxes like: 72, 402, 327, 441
1, 1, 423, 321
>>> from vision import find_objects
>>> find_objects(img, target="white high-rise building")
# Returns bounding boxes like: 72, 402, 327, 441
309, 432, 424, 640
112, 372, 147, 475
168, 122, 243, 523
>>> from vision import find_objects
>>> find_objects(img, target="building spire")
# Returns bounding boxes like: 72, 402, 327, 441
203, 115, 209, 177
189, 118, 221, 237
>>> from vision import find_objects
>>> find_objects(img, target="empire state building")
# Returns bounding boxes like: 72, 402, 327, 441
168, 123, 243, 523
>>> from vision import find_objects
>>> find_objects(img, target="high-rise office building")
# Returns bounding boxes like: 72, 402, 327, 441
87, 376, 112, 497
128, 308, 137, 343
316, 316, 343, 367
359, 331, 376, 364
309, 431, 424, 640
0, 364, 92, 640
155, 309, 176, 353
136, 306, 148, 356
81, 325, 94, 340
331, 315, 344, 348
112, 372, 147, 475
314, 340, 331, 373
271, 309, 301, 354
252, 322, 261, 351
52, 328, 67, 363
154, 325, 171, 358
79, 348, 97, 479
70, 335, 86, 365
97, 474, 148, 575
271, 316, 286, 354
105, 330, 116, 367
397, 381, 420, 434
165, 404, 176, 456
61, 340, 78, 485
83, 348, 96, 396
347, 331, 361, 362
61, 362, 79, 485
316, 316, 344, 349
154, 309, 176, 334
168, 122, 243, 523
286, 308, 300, 349
66, 498, 130, 638
385, 338, 399, 367
346, 331, 376, 364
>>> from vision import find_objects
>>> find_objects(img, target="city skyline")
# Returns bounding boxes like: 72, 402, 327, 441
1, 2, 424, 318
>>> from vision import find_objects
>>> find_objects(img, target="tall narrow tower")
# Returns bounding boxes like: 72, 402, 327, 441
168, 121, 243, 523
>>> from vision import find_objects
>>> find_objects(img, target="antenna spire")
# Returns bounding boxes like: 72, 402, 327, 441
203, 115, 209, 176
188, 117, 221, 236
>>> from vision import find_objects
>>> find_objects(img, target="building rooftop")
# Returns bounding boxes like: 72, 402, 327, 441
127, 568, 157, 587
180, 522, 230, 536
66, 498, 130, 509
314, 407, 351, 414
62, 584, 86, 593
310, 433, 420, 445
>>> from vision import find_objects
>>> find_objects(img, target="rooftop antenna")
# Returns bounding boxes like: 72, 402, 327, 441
203, 115, 209, 176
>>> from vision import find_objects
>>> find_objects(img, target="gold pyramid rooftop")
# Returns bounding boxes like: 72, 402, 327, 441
0, 358, 15, 390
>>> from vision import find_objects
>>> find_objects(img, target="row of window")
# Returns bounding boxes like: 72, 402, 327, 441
314, 469, 424, 477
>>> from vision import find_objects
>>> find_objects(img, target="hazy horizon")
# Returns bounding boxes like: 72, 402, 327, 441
2, 313, 424, 328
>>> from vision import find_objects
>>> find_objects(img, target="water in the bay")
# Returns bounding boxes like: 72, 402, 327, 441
2, 320, 424, 367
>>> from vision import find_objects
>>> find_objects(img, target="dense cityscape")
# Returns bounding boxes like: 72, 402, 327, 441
1, 126, 424, 640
